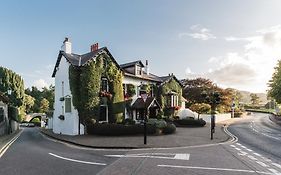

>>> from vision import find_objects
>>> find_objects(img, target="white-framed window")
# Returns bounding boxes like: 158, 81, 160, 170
101, 78, 109, 92
136, 65, 142, 75
65, 96, 72, 113
169, 95, 179, 107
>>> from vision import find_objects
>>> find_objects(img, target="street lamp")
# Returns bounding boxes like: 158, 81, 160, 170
140, 83, 148, 145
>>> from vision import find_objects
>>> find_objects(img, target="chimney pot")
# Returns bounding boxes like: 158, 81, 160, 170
91, 43, 99, 52
145, 59, 149, 75
62, 37, 72, 54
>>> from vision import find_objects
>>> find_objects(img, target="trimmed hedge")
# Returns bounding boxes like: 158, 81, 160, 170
87, 123, 157, 136
162, 123, 176, 134
173, 118, 206, 127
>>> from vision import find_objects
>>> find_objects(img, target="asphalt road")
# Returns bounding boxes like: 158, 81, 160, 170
1, 113, 281, 175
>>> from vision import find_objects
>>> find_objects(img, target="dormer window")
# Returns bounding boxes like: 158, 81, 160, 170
136, 65, 142, 75
101, 78, 109, 92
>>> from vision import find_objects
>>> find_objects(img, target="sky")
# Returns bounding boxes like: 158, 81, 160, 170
1, 0, 281, 93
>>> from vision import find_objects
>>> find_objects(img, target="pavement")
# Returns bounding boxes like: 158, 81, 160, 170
0, 130, 21, 153
41, 123, 230, 149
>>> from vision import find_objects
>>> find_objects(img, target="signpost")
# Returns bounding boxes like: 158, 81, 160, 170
141, 93, 148, 145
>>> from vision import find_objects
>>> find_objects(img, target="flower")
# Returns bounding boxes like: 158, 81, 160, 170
174, 106, 181, 110
100, 91, 112, 99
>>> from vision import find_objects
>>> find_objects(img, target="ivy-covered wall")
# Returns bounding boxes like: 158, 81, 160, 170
157, 78, 182, 116
69, 54, 124, 125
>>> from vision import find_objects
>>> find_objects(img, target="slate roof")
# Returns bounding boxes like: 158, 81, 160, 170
131, 97, 160, 109
120, 60, 144, 69
123, 71, 163, 82
52, 47, 120, 77
159, 74, 184, 87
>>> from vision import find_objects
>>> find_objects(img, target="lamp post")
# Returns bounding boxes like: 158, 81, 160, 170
140, 83, 148, 145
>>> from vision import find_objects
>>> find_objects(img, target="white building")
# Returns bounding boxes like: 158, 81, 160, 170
52, 38, 185, 135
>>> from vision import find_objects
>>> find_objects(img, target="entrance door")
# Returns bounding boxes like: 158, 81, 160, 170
99, 105, 108, 122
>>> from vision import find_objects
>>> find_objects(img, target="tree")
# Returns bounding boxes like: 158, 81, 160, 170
25, 85, 54, 113
0, 66, 25, 107
24, 94, 35, 114
268, 60, 281, 103
190, 103, 211, 119
39, 98, 49, 113
250, 93, 260, 105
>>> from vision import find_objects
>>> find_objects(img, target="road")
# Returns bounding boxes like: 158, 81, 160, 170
1, 113, 281, 175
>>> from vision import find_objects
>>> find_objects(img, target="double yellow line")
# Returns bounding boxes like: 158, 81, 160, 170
0, 130, 23, 158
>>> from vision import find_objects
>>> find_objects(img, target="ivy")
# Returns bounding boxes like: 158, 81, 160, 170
157, 78, 182, 116
69, 54, 124, 125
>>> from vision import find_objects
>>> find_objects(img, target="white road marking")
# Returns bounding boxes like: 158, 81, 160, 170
248, 155, 258, 161
256, 161, 269, 167
105, 153, 190, 160
246, 149, 253, 152
158, 164, 274, 174
268, 168, 281, 175
230, 145, 236, 148
240, 145, 247, 149
0, 130, 23, 158
48, 153, 106, 166
254, 153, 262, 157
272, 163, 281, 169
235, 148, 241, 151
238, 151, 248, 156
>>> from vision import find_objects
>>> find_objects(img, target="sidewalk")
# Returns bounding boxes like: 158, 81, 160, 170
41, 123, 230, 149
0, 130, 21, 151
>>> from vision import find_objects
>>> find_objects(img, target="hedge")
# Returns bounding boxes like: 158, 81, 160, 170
162, 123, 176, 134
87, 123, 157, 136
173, 118, 206, 127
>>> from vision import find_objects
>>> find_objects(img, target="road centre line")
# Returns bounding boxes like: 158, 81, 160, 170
157, 164, 274, 175
48, 153, 107, 166
0, 130, 23, 158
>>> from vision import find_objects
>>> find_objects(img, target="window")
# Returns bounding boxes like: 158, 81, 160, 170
136, 66, 142, 75
168, 95, 178, 107
101, 78, 109, 92
0, 108, 4, 123
103, 58, 107, 68
65, 97, 72, 113
136, 109, 144, 120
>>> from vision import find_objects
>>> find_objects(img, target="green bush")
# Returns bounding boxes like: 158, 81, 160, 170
147, 118, 167, 129
87, 123, 156, 136
122, 118, 136, 125
190, 103, 211, 114
162, 123, 176, 134
8, 106, 19, 122
173, 118, 206, 127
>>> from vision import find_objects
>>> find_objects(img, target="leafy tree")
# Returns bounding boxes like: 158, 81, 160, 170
0, 66, 25, 107
24, 94, 35, 113
25, 85, 54, 113
39, 98, 49, 113
250, 93, 260, 105
268, 60, 281, 103
190, 103, 211, 119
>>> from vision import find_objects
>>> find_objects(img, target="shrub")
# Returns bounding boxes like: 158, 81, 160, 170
173, 118, 206, 127
87, 123, 156, 136
122, 118, 136, 125
147, 118, 167, 129
162, 123, 176, 134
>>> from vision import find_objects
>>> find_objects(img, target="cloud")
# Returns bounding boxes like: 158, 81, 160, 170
179, 25, 216, 41
203, 25, 281, 92
33, 79, 49, 89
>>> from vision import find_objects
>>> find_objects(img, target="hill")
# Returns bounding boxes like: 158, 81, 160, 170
238, 90, 268, 105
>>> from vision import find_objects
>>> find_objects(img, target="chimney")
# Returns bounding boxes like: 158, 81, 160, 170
91, 43, 99, 52
62, 37, 72, 54
145, 60, 149, 75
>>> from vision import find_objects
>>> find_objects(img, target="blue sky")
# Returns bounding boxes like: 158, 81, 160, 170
1, 0, 281, 93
